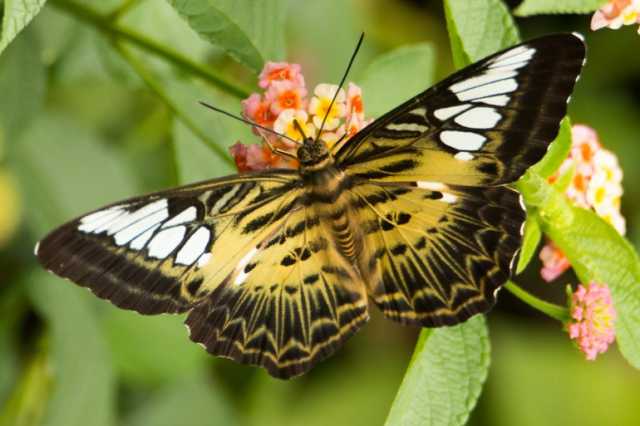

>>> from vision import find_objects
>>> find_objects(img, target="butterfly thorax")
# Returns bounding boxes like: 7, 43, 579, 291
297, 138, 333, 173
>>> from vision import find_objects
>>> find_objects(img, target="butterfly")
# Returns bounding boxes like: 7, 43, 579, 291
36, 33, 585, 379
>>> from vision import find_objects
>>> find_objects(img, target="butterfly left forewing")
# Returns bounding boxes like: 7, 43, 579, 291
337, 33, 586, 187
36, 172, 301, 314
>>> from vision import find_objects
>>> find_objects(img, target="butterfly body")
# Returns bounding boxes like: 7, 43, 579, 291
36, 34, 586, 378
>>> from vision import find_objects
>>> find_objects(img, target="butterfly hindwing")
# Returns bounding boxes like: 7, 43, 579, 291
186, 204, 369, 379
337, 33, 586, 186
350, 182, 525, 326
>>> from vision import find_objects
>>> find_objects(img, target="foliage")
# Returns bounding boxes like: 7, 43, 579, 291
1, 0, 639, 425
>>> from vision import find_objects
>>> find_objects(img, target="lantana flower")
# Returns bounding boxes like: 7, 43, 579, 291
567, 283, 617, 360
308, 84, 347, 131
540, 125, 625, 282
258, 62, 305, 89
591, 0, 640, 34
539, 241, 571, 282
230, 62, 371, 172
266, 80, 307, 115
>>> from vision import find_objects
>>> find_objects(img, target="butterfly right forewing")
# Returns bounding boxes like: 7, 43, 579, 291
338, 33, 586, 187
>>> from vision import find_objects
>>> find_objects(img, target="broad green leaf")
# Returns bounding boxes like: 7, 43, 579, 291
0, 0, 46, 54
444, 0, 520, 67
530, 117, 572, 179
0, 30, 45, 142
385, 316, 490, 426
103, 310, 208, 386
516, 212, 542, 274
166, 0, 287, 72
27, 270, 116, 426
515, 0, 608, 16
357, 43, 436, 118
518, 172, 640, 369
123, 375, 237, 426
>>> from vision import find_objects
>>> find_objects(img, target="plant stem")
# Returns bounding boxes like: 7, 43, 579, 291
112, 41, 234, 166
48, 0, 251, 99
504, 281, 570, 322
107, 0, 142, 21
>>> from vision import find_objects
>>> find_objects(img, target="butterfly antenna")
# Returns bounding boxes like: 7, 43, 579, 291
316, 32, 365, 141
198, 101, 301, 146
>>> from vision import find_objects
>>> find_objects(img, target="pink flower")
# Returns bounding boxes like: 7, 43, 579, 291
232, 62, 372, 172
568, 283, 616, 360
539, 241, 571, 282
591, 0, 640, 33
241, 94, 276, 136
346, 82, 365, 121
265, 80, 307, 115
258, 62, 305, 89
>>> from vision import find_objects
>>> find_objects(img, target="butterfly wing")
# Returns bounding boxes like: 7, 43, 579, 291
350, 182, 524, 326
186, 205, 369, 379
338, 34, 585, 325
36, 171, 368, 378
337, 33, 586, 186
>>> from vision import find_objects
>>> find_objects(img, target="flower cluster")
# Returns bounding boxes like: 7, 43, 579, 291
568, 282, 617, 360
591, 0, 640, 34
230, 62, 371, 172
540, 125, 625, 282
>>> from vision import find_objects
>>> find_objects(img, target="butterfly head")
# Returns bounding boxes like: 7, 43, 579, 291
297, 137, 332, 172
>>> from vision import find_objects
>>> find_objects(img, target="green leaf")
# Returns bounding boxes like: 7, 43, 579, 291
444, 0, 520, 67
27, 270, 116, 426
0, 29, 45, 142
516, 212, 542, 274
9, 114, 138, 233
170, 81, 251, 183
530, 117, 572, 179
0, 0, 46, 54
515, 0, 608, 16
0, 345, 50, 426
103, 310, 208, 386
165, 0, 287, 72
123, 375, 237, 426
358, 43, 436, 117
518, 172, 640, 369
385, 315, 490, 426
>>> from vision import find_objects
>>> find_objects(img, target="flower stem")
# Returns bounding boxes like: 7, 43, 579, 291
48, 0, 252, 99
504, 281, 570, 322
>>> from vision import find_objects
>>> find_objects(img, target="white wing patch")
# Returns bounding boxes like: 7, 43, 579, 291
440, 130, 487, 151
475, 95, 510, 107
163, 206, 197, 228
448, 46, 536, 105
147, 226, 186, 259
433, 104, 470, 121
454, 107, 502, 129
176, 227, 211, 265
454, 152, 474, 161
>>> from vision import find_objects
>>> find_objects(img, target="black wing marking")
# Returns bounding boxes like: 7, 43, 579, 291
337, 33, 586, 186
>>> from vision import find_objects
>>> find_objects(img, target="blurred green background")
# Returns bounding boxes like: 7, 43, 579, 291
1, 0, 639, 425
